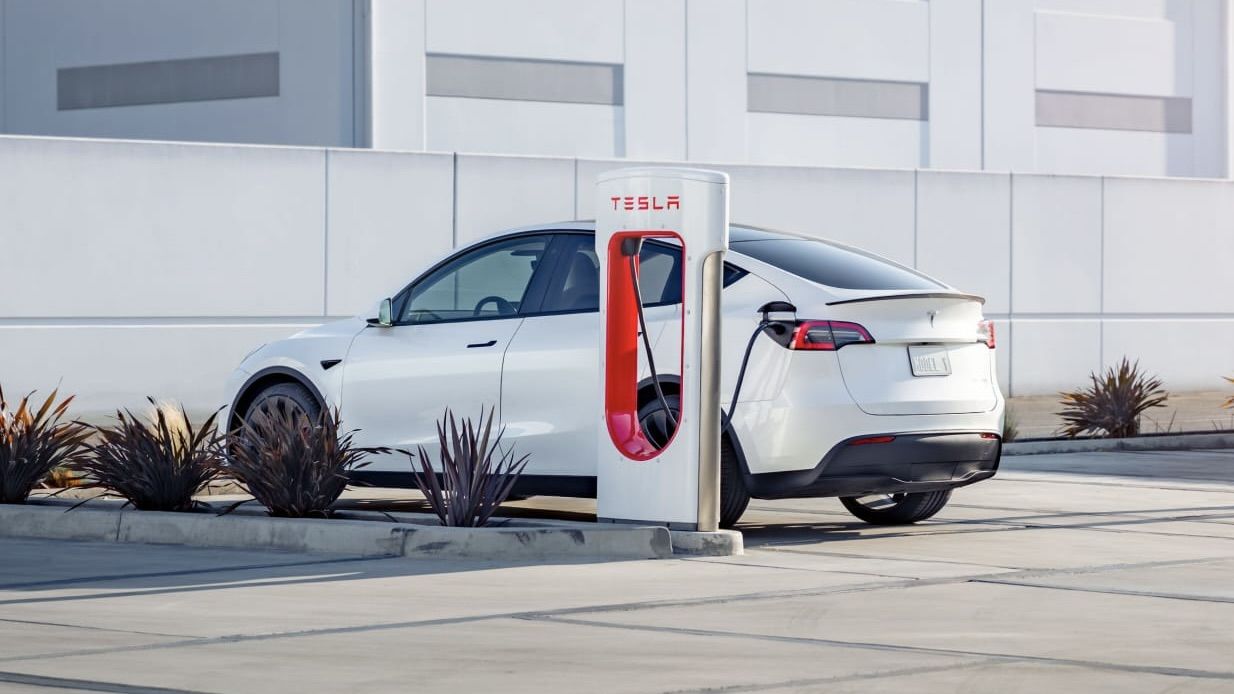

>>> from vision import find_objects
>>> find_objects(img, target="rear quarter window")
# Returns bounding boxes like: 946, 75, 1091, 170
732, 239, 943, 290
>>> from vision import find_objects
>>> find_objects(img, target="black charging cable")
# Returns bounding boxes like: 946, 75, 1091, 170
724, 301, 797, 433
623, 233, 795, 447
627, 250, 679, 437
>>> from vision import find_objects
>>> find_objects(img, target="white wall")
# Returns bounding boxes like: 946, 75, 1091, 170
0, 0, 357, 147
2, 135, 1229, 416
359, 0, 1232, 178
1, 0, 1229, 177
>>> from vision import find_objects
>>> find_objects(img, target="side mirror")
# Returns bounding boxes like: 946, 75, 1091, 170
367, 298, 393, 328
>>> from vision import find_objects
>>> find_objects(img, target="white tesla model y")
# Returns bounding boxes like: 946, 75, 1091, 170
222, 223, 1005, 528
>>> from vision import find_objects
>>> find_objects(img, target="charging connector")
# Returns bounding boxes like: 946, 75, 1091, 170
724, 301, 797, 433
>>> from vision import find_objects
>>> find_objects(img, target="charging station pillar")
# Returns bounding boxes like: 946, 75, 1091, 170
595, 167, 729, 532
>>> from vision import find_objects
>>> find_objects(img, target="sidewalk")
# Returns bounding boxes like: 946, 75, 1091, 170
1007, 390, 1234, 440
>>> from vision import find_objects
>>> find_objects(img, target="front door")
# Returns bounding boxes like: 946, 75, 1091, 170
341, 234, 552, 472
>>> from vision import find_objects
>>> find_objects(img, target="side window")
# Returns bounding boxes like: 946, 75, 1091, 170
541, 236, 685, 313
541, 236, 601, 313
398, 235, 550, 324
636, 243, 682, 306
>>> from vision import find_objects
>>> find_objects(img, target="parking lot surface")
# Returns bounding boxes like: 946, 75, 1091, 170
2, 449, 1234, 693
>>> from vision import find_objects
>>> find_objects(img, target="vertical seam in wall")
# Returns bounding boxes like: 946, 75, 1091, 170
1007, 173, 1014, 397
683, 0, 690, 159
1099, 176, 1106, 367
573, 157, 580, 219
421, 0, 429, 150
1, 0, 7, 132
1, 0, 6, 132
323, 150, 330, 316
912, 170, 919, 268
451, 152, 459, 247
979, 0, 985, 170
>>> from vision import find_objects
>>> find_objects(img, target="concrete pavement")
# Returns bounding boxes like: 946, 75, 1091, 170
2, 449, 1234, 692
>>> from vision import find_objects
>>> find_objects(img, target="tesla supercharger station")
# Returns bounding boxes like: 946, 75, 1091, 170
595, 167, 729, 532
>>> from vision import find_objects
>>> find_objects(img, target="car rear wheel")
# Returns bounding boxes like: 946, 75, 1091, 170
636, 394, 750, 529
840, 489, 952, 525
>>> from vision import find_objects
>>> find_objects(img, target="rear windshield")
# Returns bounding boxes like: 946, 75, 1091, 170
732, 238, 943, 290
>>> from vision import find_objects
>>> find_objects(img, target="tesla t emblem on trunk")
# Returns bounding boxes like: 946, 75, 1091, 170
928, 311, 937, 328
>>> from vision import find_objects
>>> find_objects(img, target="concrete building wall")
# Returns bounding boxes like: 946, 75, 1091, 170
360, 0, 1231, 178
1, 134, 1229, 414
0, 0, 1228, 176
0, 0, 359, 146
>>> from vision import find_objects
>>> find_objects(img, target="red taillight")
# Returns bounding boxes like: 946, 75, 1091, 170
980, 433, 1000, 440
849, 435, 896, 446
978, 320, 996, 349
790, 320, 874, 351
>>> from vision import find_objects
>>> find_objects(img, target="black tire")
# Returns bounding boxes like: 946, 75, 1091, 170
244, 381, 321, 426
840, 489, 952, 525
636, 394, 750, 529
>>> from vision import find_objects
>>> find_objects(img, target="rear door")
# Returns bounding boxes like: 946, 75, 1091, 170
499, 233, 679, 477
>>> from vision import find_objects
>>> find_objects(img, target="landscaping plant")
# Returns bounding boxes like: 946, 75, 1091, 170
406, 408, 528, 528
224, 402, 369, 517
1001, 407, 1019, 443
1057, 358, 1168, 438
75, 400, 221, 512
1223, 376, 1233, 410
0, 387, 91, 503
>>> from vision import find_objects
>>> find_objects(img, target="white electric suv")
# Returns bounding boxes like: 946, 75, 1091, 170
222, 223, 1004, 528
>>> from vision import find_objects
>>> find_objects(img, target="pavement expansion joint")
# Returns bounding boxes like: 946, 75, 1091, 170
0, 669, 210, 694
533, 616, 1234, 682
971, 577, 1234, 604
659, 659, 1006, 694
0, 554, 387, 591
0, 616, 196, 640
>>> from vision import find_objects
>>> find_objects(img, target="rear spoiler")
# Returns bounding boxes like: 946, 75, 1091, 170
826, 292, 986, 307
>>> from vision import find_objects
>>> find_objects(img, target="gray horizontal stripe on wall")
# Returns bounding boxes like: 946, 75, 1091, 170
747, 73, 928, 121
58, 52, 279, 111
1036, 90, 1191, 134
427, 54, 623, 106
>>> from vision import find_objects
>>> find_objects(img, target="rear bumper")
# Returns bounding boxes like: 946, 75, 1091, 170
745, 432, 1001, 500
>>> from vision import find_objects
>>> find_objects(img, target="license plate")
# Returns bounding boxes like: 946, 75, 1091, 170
908, 344, 952, 377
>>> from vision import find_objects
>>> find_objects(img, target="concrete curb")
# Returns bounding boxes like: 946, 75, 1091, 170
670, 529, 743, 556
0, 504, 711, 560
1003, 431, 1234, 456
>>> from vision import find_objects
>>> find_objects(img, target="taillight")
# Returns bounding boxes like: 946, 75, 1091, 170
977, 320, 996, 349
790, 320, 874, 351
849, 435, 896, 446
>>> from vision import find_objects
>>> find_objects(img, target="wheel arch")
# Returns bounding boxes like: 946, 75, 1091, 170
229, 367, 326, 431
633, 374, 753, 482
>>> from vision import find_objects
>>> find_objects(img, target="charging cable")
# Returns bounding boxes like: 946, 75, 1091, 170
623, 233, 795, 447
627, 250, 678, 435
724, 301, 797, 433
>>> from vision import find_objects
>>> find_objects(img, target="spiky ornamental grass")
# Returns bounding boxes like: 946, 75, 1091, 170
405, 408, 528, 528
76, 400, 221, 512
0, 387, 91, 504
1057, 358, 1168, 439
1223, 376, 1233, 410
225, 402, 370, 518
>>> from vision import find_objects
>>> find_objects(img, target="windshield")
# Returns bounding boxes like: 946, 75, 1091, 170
731, 238, 944, 291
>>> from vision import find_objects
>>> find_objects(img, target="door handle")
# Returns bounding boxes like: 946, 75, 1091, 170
467, 340, 498, 348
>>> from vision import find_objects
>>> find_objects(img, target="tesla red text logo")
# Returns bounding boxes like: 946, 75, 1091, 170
610, 195, 680, 211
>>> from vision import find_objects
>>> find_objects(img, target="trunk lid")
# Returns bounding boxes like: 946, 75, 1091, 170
823, 293, 997, 415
